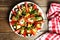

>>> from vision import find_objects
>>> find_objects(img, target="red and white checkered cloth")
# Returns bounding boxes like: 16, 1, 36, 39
47, 3, 60, 34
47, 3, 60, 19
36, 33, 60, 40
48, 11, 60, 20
36, 3, 60, 40
49, 15, 60, 34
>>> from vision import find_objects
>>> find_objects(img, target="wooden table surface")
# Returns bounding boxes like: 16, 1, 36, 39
0, 0, 60, 40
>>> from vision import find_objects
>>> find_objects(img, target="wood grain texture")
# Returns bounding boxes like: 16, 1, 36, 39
0, 7, 10, 18
0, 18, 12, 32
0, 0, 47, 6
0, 32, 29, 40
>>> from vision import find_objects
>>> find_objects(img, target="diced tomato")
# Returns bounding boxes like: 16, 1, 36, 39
10, 21, 16, 25
34, 21, 38, 25
36, 28, 41, 30
15, 30, 20, 33
34, 21, 44, 24
12, 10, 16, 16
25, 2, 29, 12
23, 30, 27, 37
33, 4, 37, 10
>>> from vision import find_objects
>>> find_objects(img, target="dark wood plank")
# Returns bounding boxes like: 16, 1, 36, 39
0, 18, 12, 32
0, 0, 47, 6
0, 0, 20, 6
0, 32, 29, 40
0, 0, 59, 7
0, 7, 10, 18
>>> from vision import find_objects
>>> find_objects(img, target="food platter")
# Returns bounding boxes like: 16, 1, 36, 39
9, 1, 48, 39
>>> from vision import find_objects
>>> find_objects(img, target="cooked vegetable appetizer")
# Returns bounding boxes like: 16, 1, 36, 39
10, 2, 44, 37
